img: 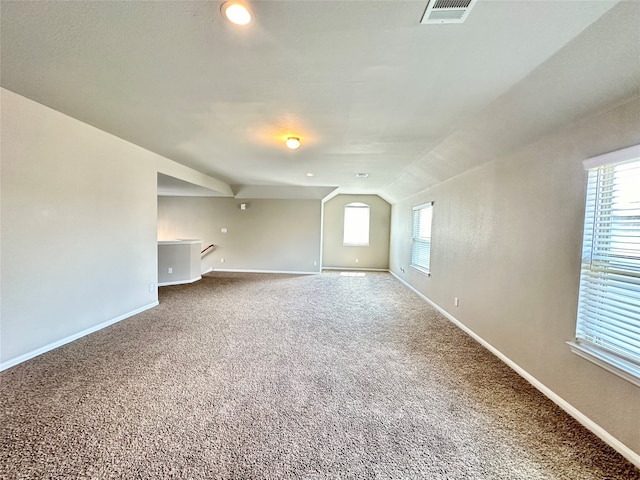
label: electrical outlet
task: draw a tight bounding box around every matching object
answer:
[355,259,359,263]
[148,284,154,293]
[168,267,173,274]
[220,258,225,263]
[454,297,460,307]
[400,267,405,273]
[313,261,317,266]
[221,228,228,233]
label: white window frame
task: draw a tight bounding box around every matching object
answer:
[343,202,370,246]
[567,144,640,387]
[411,202,433,275]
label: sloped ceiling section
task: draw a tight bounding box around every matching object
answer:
[383,1,640,201]
[157,173,230,197]
[1,1,638,203]
[233,185,338,200]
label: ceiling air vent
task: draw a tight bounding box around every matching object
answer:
[420,0,478,24]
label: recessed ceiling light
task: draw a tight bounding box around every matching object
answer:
[221,1,253,26]
[355,173,369,178]
[306,172,315,177]
[286,137,301,149]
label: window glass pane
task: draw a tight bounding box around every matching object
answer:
[411,203,433,273]
[575,152,640,382]
[343,203,370,246]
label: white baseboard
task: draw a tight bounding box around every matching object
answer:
[389,271,640,469]
[158,276,201,287]
[0,301,159,372]
[322,267,389,272]
[209,268,319,275]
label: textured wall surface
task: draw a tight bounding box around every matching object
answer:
[157,242,202,285]
[1,88,158,366]
[389,95,640,457]
[158,197,322,273]
[322,194,391,270]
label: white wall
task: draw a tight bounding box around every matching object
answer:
[158,197,322,274]
[0,88,159,369]
[158,241,202,286]
[322,194,390,270]
[389,95,640,461]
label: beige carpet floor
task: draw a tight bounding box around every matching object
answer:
[1,271,638,479]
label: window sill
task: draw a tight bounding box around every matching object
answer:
[410,264,431,277]
[343,243,369,247]
[567,341,640,388]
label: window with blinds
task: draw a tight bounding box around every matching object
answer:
[343,203,370,246]
[569,144,640,386]
[411,202,433,275]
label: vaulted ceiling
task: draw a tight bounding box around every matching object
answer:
[2,1,639,202]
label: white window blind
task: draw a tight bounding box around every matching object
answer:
[411,202,433,274]
[343,203,370,246]
[572,145,640,385]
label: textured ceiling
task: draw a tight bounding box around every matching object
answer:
[2,1,639,202]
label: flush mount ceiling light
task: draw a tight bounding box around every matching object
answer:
[221,1,253,26]
[306,172,315,177]
[285,137,301,149]
[355,173,369,178]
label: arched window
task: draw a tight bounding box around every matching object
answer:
[343,202,370,246]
